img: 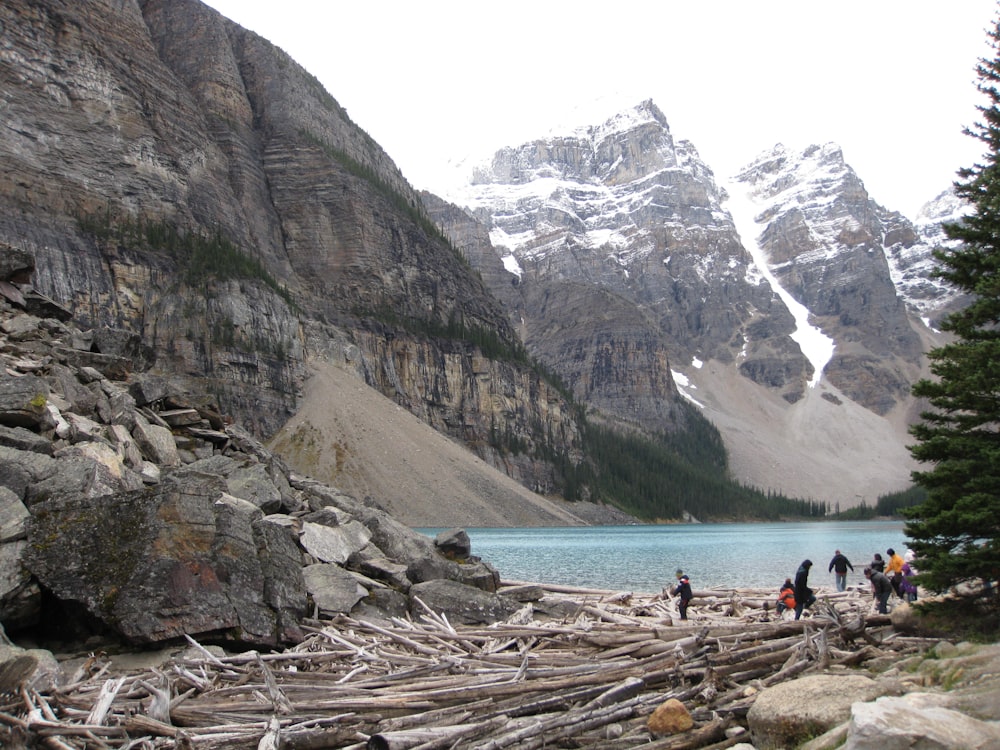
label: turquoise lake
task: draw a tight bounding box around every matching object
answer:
[420,521,910,593]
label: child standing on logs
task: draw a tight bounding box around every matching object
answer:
[673,569,693,620]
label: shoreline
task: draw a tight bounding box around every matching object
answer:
[7,578,996,750]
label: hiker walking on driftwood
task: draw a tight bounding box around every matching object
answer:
[828,549,854,592]
[672,569,693,620]
[793,560,816,620]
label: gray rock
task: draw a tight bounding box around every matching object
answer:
[747,673,887,750]
[406,554,501,593]
[1,314,44,341]
[180,456,285,513]
[303,563,368,615]
[0,540,40,631]
[253,515,308,640]
[352,587,410,622]
[0,488,29,542]
[128,375,170,408]
[847,694,1000,749]
[300,520,371,565]
[0,246,35,284]
[23,476,292,645]
[0,424,53,454]
[0,374,50,429]
[96,381,137,426]
[348,545,411,592]
[131,417,180,467]
[64,412,108,443]
[225,461,284,513]
[302,505,353,527]
[54,347,132,381]
[22,290,72,322]
[107,423,144,469]
[47,363,100,417]
[90,327,155,372]
[409,579,520,625]
[0,644,61,693]
[0,446,59,501]
[211,494,280,641]
[28,443,145,503]
[435,528,471,559]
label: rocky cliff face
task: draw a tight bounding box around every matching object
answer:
[0,0,580,492]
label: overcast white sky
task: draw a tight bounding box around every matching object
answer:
[202,1,996,219]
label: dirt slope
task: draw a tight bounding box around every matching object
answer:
[267,362,632,527]
[688,360,920,507]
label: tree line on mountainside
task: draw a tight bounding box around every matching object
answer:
[833,486,926,520]
[571,419,830,521]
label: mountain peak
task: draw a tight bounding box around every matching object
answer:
[544,98,670,142]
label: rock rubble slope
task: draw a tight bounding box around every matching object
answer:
[0,248,529,648]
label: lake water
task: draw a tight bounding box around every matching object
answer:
[419,521,910,593]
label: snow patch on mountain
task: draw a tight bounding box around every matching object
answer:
[724,177,835,387]
[671,368,705,408]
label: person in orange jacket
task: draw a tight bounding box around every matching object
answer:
[885,547,905,596]
[776,578,796,615]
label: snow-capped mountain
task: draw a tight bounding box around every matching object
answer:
[730,143,925,415]
[430,100,959,504]
[442,100,809,407]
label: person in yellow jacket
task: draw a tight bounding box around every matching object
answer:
[885,547,905,596]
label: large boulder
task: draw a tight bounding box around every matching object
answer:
[747,673,887,750]
[300,520,372,565]
[847,693,1000,750]
[177,456,286,514]
[434,528,471,559]
[303,563,368,615]
[23,475,306,645]
[0,374,50,430]
[409,579,521,625]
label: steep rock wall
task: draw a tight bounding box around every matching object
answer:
[0,0,580,489]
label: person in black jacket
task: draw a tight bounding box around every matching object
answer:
[793,559,816,620]
[828,549,854,592]
[672,569,693,620]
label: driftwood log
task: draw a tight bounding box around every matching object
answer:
[0,583,926,749]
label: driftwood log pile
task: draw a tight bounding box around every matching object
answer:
[0,583,936,750]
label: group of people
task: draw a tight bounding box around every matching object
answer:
[865,546,919,613]
[671,545,919,622]
[774,547,919,619]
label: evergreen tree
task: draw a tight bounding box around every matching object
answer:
[905,13,1000,596]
